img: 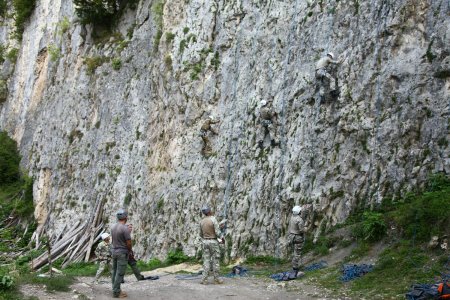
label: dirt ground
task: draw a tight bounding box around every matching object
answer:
[19,264,357,300]
[20,245,363,300]
[21,272,340,300]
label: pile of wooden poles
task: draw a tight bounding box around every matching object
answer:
[30,199,105,270]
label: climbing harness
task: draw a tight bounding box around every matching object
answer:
[262,119,272,127]
[340,264,373,282]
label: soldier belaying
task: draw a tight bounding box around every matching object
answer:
[199,205,224,285]
[256,100,279,149]
[315,52,342,102]
[200,115,220,156]
[288,205,306,277]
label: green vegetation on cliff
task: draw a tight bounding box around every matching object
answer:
[73,0,138,26]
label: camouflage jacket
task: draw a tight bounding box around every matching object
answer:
[95,241,112,261]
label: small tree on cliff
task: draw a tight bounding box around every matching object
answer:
[0,131,21,186]
[73,0,136,26]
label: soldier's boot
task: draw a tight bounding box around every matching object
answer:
[113,291,127,298]
[293,268,299,277]
[271,139,279,147]
[200,278,208,285]
[214,278,224,284]
[137,275,145,281]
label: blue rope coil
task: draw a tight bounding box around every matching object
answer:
[340,264,373,282]
[304,261,328,272]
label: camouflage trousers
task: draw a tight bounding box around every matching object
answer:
[257,122,277,144]
[202,239,220,280]
[289,233,304,269]
[94,259,112,281]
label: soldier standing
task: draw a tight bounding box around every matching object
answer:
[199,206,224,284]
[200,116,220,156]
[288,205,305,277]
[111,209,132,298]
[94,233,112,283]
[257,100,278,149]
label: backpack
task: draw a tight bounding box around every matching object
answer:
[438,281,450,299]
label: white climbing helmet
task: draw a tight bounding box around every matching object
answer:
[292,205,302,215]
[101,233,110,240]
[260,100,267,107]
[327,52,334,59]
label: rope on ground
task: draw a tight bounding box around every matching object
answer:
[405,283,440,300]
[340,264,373,282]
[175,271,203,280]
[304,260,328,272]
[269,270,303,281]
[224,266,249,278]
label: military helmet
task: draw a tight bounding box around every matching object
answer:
[292,205,302,215]
[201,205,211,215]
[117,209,128,220]
[260,100,267,107]
[101,232,110,240]
[327,52,334,59]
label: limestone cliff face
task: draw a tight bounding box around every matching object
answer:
[0,0,449,259]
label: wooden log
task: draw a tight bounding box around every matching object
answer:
[31,223,86,269]
[84,200,103,262]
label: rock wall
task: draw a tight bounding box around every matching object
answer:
[0,0,449,259]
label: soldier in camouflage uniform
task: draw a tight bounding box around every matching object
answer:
[288,205,305,277]
[257,100,278,149]
[199,206,224,285]
[200,116,220,156]
[315,52,341,101]
[94,232,112,283]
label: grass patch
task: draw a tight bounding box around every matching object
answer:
[19,273,75,292]
[84,56,107,74]
[245,255,287,266]
[111,58,121,70]
[61,262,98,277]
[151,0,165,53]
[47,44,60,62]
[6,48,18,64]
[349,243,446,298]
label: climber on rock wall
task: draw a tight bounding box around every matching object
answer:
[315,52,342,102]
[200,115,220,157]
[256,100,279,149]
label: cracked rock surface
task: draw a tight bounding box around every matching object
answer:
[0,0,449,259]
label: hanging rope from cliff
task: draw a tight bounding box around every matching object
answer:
[272,0,302,260]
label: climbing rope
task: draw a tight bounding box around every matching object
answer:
[363,0,392,202]
[303,260,328,272]
[273,0,302,260]
[340,264,374,282]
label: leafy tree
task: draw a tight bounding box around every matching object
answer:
[0,131,21,186]
[73,0,119,25]
[0,0,7,18]
[73,0,138,26]
[12,0,36,39]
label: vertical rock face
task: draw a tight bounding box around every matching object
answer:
[0,0,449,259]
